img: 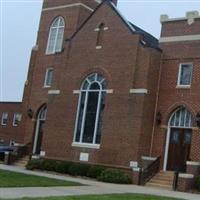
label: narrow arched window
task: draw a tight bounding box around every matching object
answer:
[74,73,107,146]
[96,23,105,47]
[46,16,65,54]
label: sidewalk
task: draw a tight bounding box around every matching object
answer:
[0,164,200,200]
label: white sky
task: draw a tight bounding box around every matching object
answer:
[0,0,200,101]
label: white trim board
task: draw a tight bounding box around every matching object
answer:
[141,156,157,161]
[130,89,148,94]
[186,161,200,166]
[72,142,100,149]
[159,35,200,43]
[42,3,94,12]
[73,89,113,94]
[48,90,60,95]
[179,173,194,179]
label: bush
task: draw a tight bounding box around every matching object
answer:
[196,176,200,191]
[87,165,105,178]
[26,159,43,170]
[40,159,57,171]
[68,163,90,176]
[26,159,132,184]
[55,161,71,174]
[97,169,132,184]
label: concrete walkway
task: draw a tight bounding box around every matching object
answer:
[0,164,199,200]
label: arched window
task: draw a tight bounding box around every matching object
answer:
[33,105,47,154]
[169,107,193,128]
[74,73,107,146]
[46,16,65,54]
[38,106,47,121]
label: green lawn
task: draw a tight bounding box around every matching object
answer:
[0,169,80,187]
[2,194,183,200]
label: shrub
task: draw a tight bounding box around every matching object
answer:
[40,159,57,171]
[55,161,71,174]
[97,169,132,184]
[87,165,105,178]
[68,163,90,176]
[26,159,43,170]
[196,176,200,191]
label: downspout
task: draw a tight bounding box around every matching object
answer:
[150,53,163,156]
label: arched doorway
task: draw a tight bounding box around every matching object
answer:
[163,107,193,171]
[32,105,47,155]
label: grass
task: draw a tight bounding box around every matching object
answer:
[0,169,80,187]
[1,194,184,200]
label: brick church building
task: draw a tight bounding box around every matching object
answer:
[1,0,200,182]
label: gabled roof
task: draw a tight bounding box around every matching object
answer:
[68,0,160,50]
[129,23,159,49]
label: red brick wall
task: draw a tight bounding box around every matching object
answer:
[152,18,200,168]
[34,2,161,168]
[161,18,200,37]
[0,103,24,145]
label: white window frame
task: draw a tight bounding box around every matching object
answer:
[73,73,107,148]
[1,112,8,126]
[46,16,65,55]
[177,63,193,88]
[44,68,54,88]
[12,113,22,127]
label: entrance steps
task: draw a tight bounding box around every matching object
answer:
[145,171,174,190]
[13,156,30,167]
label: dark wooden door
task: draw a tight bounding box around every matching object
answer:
[167,128,192,171]
[35,120,45,155]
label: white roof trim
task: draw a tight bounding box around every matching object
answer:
[42,3,94,12]
[159,34,200,43]
[160,11,200,23]
[109,1,136,32]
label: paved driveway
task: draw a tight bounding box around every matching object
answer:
[0,164,199,200]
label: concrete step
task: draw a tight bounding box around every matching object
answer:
[13,156,29,167]
[145,171,174,190]
[148,179,173,185]
[146,182,173,190]
[154,175,174,181]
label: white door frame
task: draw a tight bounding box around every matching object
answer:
[32,106,47,154]
[163,123,171,171]
[163,107,193,171]
[32,119,41,154]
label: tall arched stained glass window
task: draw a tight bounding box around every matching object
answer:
[74,73,107,146]
[46,16,65,54]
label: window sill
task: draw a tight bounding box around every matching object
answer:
[72,142,100,149]
[12,124,18,127]
[45,50,63,55]
[176,85,191,89]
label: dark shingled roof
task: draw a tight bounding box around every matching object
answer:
[129,22,159,49]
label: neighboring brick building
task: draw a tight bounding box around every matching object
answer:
[0,0,200,177]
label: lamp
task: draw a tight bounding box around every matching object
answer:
[196,113,200,127]
[156,112,162,125]
[27,108,33,119]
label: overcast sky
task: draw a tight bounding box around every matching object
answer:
[0,0,200,102]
